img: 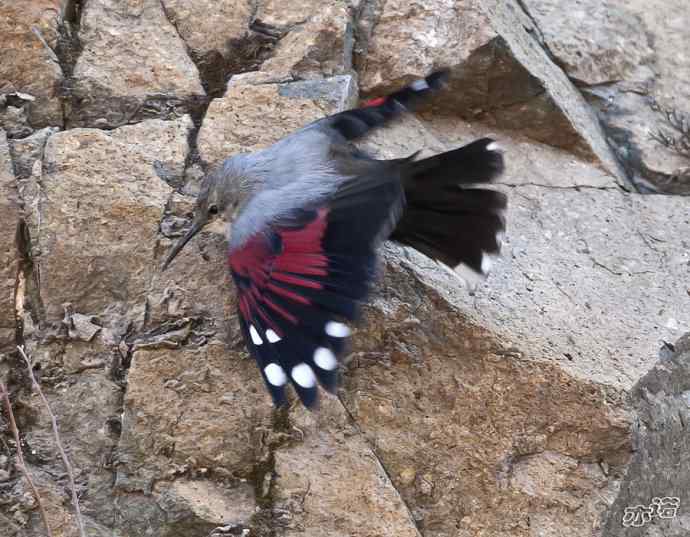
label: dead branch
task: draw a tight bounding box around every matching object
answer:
[17,345,87,537]
[649,98,690,159]
[0,381,53,537]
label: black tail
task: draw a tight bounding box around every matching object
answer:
[324,71,448,141]
[391,138,507,280]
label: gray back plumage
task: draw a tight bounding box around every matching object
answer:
[220,125,357,250]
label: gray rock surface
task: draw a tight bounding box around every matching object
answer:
[603,334,690,536]
[398,185,689,391]
[8,127,59,180]
[0,130,19,352]
[522,0,653,86]
[521,0,690,194]
[626,0,690,113]
[484,0,627,181]
[618,0,690,194]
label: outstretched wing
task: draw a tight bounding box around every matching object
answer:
[315,71,448,141]
[229,168,404,407]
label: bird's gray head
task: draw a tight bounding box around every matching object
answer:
[162,161,251,270]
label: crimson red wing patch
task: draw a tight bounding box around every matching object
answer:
[229,161,404,408]
[229,208,372,408]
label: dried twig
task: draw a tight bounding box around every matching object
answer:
[30,25,60,64]
[649,98,690,159]
[0,381,53,537]
[17,345,87,537]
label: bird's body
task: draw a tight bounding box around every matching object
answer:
[223,127,362,250]
[164,71,507,408]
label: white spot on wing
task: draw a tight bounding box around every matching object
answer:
[291,363,316,388]
[481,254,494,275]
[496,231,505,248]
[325,321,350,338]
[249,325,263,345]
[264,363,287,386]
[314,347,337,370]
[441,261,482,292]
[486,141,502,152]
[410,79,429,91]
[265,329,281,343]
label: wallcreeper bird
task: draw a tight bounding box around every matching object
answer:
[163,71,506,408]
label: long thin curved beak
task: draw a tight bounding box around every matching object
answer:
[161,221,204,271]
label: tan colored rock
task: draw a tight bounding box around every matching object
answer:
[161,0,253,60]
[149,183,237,343]
[256,0,332,28]
[255,3,353,82]
[356,0,627,185]
[169,480,255,523]
[338,254,632,536]
[0,130,19,352]
[356,0,494,92]
[273,397,421,537]
[70,0,205,128]
[198,75,356,165]
[0,0,67,130]
[117,342,273,488]
[146,223,234,340]
[154,480,256,534]
[336,108,685,535]
[28,116,192,323]
[5,2,690,535]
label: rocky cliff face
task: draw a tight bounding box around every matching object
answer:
[1,1,688,536]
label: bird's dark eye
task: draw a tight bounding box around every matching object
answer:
[208,204,219,215]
